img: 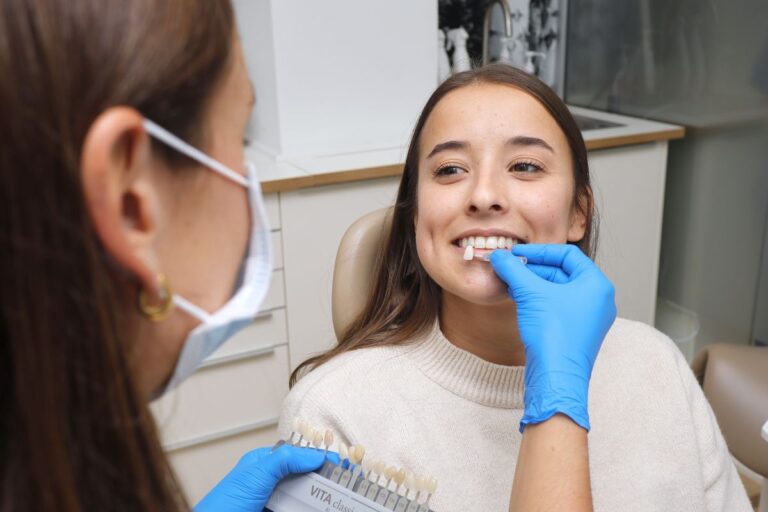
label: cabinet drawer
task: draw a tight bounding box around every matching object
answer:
[152,345,289,449]
[264,193,280,230]
[271,230,283,270]
[169,424,281,504]
[261,269,285,312]
[202,308,287,365]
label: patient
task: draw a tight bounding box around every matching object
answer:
[278,64,751,512]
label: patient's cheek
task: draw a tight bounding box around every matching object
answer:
[518,193,574,242]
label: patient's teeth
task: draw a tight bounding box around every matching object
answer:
[486,236,498,249]
[460,238,468,248]
[467,236,475,246]
[463,245,473,261]
[475,237,486,249]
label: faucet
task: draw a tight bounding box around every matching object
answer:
[482,0,513,65]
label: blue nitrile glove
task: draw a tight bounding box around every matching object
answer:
[194,444,339,512]
[490,244,616,432]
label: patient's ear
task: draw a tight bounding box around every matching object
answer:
[567,187,591,242]
[80,106,164,297]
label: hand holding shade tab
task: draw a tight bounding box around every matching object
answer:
[490,244,617,432]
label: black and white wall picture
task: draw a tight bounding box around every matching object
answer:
[437,0,567,95]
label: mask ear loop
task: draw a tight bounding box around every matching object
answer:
[142,119,249,188]
[138,273,175,321]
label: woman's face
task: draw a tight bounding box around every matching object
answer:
[415,83,587,305]
[140,38,255,395]
[156,40,253,316]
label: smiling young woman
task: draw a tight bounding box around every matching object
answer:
[281,64,750,512]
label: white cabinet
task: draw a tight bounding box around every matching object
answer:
[590,141,668,324]
[279,177,401,370]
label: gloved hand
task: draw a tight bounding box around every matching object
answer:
[490,244,616,432]
[194,444,339,512]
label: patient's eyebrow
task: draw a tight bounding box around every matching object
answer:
[507,135,554,153]
[426,140,470,159]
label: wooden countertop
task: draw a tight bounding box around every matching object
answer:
[250,106,685,194]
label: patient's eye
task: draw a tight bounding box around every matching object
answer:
[511,160,543,174]
[433,164,466,177]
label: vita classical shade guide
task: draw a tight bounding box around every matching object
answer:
[268,419,437,512]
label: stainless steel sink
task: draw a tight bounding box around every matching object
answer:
[572,114,624,131]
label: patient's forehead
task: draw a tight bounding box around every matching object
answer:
[419,83,570,159]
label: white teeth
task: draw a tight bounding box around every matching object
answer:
[458,236,519,249]
[463,245,473,261]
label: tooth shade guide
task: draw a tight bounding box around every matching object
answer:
[355,445,366,463]
[270,429,438,512]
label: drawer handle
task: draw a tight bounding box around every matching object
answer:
[164,416,280,452]
[253,309,275,322]
[200,342,284,369]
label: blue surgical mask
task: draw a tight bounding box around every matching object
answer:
[143,119,272,395]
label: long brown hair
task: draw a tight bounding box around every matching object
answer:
[0,1,234,510]
[291,64,597,386]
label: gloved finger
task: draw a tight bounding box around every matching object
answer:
[325,451,341,465]
[489,249,541,293]
[237,447,272,467]
[525,263,571,284]
[512,244,591,276]
[238,446,340,469]
[260,445,329,480]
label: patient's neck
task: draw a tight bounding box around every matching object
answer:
[439,292,525,367]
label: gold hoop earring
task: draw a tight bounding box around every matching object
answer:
[138,273,174,321]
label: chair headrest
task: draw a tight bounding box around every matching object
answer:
[331,207,394,340]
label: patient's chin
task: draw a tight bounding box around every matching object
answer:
[447,281,510,306]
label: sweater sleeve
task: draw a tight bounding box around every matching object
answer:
[672,344,753,512]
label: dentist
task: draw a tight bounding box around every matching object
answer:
[0,1,614,511]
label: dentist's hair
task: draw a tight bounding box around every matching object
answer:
[291,64,597,386]
[0,1,234,510]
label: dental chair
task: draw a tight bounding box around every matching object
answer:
[331,207,393,340]
[692,343,768,511]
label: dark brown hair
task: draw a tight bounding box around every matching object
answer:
[291,64,597,386]
[0,1,234,510]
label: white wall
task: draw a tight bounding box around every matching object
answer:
[234,0,438,159]
[233,0,282,154]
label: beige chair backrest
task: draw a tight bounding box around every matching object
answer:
[331,207,393,340]
[692,343,768,479]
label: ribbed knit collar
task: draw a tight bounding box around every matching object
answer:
[405,322,526,409]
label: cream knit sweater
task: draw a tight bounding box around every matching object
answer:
[278,318,751,512]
